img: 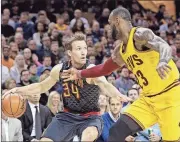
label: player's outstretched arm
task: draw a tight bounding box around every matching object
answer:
[4,64,63,98]
[86,64,131,102]
[134,27,172,79]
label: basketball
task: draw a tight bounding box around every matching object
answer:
[2,92,26,118]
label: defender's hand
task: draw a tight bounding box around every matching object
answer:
[62,68,80,82]
[156,61,172,79]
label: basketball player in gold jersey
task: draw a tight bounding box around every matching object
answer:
[62,7,180,141]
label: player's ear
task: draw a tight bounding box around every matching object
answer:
[67,50,72,57]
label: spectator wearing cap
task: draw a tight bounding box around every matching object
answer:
[70,9,89,29]
[37,55,52,76]
[15,12,35,40]
[10,54,27,83]
[1,15,15,37]
[28,63,39,83]
[2,45,14,70]
[17,69,33,87]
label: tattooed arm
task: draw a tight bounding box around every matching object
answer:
[134,28,172,79]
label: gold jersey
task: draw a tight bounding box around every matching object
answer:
[119,27,179,96]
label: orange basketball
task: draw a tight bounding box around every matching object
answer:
[2,92,26,118]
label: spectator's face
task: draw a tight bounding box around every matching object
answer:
[109,98,122,115]
[52,29,59,37]
[20,14,28,23]
[98,94,108,106]
[121,68,129,78]
[2,36,6,47]
[160,6,166,13]
[107,76,116,85]
[15,35,23,45]
[52,94,60,106]
[28,92,40,104]
[128,89,139,103]
[51,44,59,55]
[101,36,107,45]
[43,70,50,75]
[10,43,19,59]
[2,16,9,25]
[86,37,93,46]
[77,19,83,28]
[16,27,23,34]
[42,36,51,47]
[92,22,100,32]
[175,39,180,49]
[37,22,44,32]
[38,15,46,24]
[29,64,37,75]
[89,55,96,64]
[102,8,110,17]
[8,80,16,89]
[87,47,95,56]
[43,57,52,66]
[28,40,37,50]
[16,55,25,66]
[69,40,87,65]
[57,18,64,25]
[24,48,32,59]
[21,71,30,82]
[3,9,10,16]
[74,10,82,18]
[85,28,92,35]
[3,47,10,57]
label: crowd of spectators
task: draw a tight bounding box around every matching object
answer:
[1,0,180,141]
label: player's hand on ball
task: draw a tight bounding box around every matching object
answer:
[62,68,80,82]
[156,61,171,79]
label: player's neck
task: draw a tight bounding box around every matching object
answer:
[71,61,84,69]
[122,24,133,45]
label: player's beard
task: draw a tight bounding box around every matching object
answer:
[112,25,118,40]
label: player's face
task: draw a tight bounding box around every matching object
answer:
[128,89,139,103]
[108,14,126,40]
[69,40,87,66]
[109,98,122,115]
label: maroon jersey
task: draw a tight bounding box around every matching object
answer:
[59,61,100,113]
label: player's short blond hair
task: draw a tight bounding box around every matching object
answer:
[64,33,86,51]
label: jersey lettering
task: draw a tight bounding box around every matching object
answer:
[127,54,143,70]
[135,70,149,88]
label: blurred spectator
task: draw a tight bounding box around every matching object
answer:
[19,90,52,141]
[98,96,122,142]
[72,18,85,33]
[106,73,116,86]
[176,59,180,72]
[47,91,62,117]
[2,45,14,70]
[27,40,38,52]
[155,5,166,22]
[50,42,61,67]
[33,22,48,46]
[9,42,19,60]
[23,48,32,66]
[115,66,135,94]
[16,12,34,40]
[135,124,161,141]
[121,88,139,113]
[37,55,52,76]
[17,69,33,87]
[4,78,17,91]
[14,33,27,51]
[98,8,110,28]
[55,16,68,35]
[28,63,39,83]
[98,93,109,115]
[175,38,180,57]
[88,55,96,65]
[2,112,23,141]
[87,46,96,56]
[2,65,10,84]
[70,9,89,29]
[1,34,7,47]
[1,15,15,37]
[92,21,102,43]
[10,54,27,83]
[86,36,94,47]
[3,8,16,28]
[36,10,50,25]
